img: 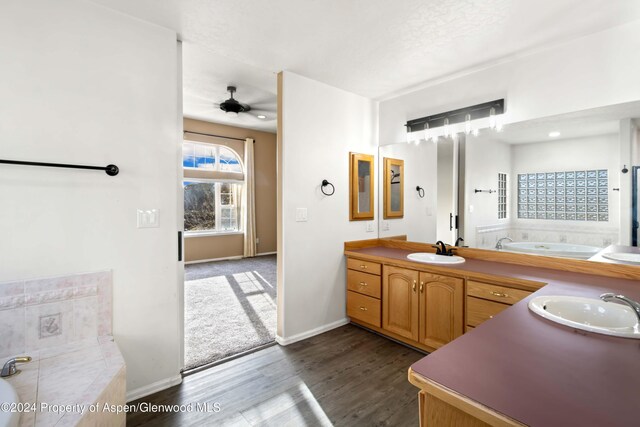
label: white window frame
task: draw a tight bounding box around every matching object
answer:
[183,178,243,237]
[183,141,243,174]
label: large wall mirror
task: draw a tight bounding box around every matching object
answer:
[378,100,640,265]
[350,152,375,220]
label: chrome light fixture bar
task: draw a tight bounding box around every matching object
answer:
[405,99,505,134]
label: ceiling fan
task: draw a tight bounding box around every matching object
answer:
[189,85,276,122]
[217,86,251,116]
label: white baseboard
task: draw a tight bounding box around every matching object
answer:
[256,251,277,256]
[185,252,276,264]
[185,255,242,265]
[276,317,349,346]
[126,375,183,402]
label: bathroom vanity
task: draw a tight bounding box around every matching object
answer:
[345,238,640,426]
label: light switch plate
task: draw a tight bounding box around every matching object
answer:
[137,209,160,228]
[295,208,308,222]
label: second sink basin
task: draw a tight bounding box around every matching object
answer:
[528,295,640,339]
[407,253,465,265]
[602,252,640,264]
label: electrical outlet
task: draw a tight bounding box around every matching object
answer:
[522,232,529,240]
[382,221,390,231]
[256,237,260,244]
[366,222,374,232]
[559,235,567,243]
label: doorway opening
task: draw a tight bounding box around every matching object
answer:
[181,120,278,373]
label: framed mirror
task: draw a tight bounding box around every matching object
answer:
[350,152,375,220]
[384,157,404,218]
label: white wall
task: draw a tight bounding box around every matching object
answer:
[0,0,182,398]
[464,137,512,247]
[278,71,378,341]
[378,142,436,242]
[379,20,640,146]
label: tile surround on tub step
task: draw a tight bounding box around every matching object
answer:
[0,271,112,359]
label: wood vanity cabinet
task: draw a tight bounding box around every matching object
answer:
[419,273,464,349]
[466,280,532,329]
[346,256,530,352]
[382,266,419,340]
[381,265,464,351]
[346,259,382,327]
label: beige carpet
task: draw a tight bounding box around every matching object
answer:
[184,255,276,370]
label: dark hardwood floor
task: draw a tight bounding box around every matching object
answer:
[127,324,425,426]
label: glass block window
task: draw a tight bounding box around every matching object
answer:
[498,173,507,219]
[517,170,608,221]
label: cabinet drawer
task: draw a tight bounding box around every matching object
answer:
[466,296,509,327]
[347,291,381,327]
[347,270,381,299]
[467,280,531,306]
[347,258,381,275]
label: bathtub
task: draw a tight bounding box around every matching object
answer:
[0,379,19,427]
[501,241,601,259]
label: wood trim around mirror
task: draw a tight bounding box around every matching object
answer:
[384,157,404,219]
[350,152,375,221]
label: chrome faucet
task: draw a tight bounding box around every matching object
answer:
[600,293,640,323]
[495,237,513,250]
[1,356,32,378]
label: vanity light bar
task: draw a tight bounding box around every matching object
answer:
[405,99,505,133]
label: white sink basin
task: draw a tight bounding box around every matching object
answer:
[602,252,640,264]
[407,253,465,265]
[528,295,640,339]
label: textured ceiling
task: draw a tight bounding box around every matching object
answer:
[91,0,640,129]
[182,43,277,131]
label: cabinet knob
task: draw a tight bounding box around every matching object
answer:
[490,291,508,298]
[359,281,368,286]
[360,265,367,269]
[420,282,424,293]
[489,315,494,319]
[413,280,417,292]
[359,306,368,311]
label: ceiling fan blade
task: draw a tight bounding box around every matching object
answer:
[249,102,276,111]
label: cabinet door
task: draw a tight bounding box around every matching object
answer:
[418,272,464,349]
[382,266,419,341]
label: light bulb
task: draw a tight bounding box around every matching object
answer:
[489,107,496,129]
[496,114,504,132]
[443,117,450,138]
[424,122,430,142]
[464,114,472,135]
[472,128,480,137]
